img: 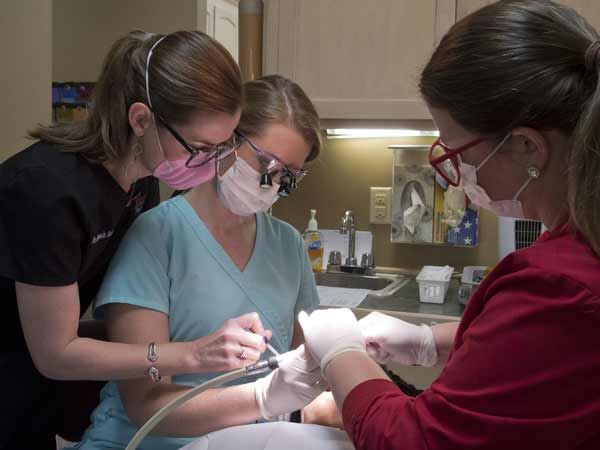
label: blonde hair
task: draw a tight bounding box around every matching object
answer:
[29,30,242,162]
[420,0,600,256]
[236,75,322,162]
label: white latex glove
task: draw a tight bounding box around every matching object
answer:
[358,312,438,367]
[298,308,366,372]
[254,345,326,420]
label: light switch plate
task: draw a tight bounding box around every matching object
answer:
[369,187,392,224]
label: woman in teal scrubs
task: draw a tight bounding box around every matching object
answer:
[70,75,324,450]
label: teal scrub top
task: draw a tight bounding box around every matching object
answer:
[69,196,319,450]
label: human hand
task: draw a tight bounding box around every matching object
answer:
[190,312,271,372]
[298,308,365,372]
[301,391,343,429]
[358,312,437,366]
[254,345,326,420]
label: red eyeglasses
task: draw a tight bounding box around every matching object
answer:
[428,137,484,186]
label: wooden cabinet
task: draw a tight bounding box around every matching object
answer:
[263,0,455,121]
[264,0,600,122]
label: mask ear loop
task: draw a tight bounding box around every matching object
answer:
[217,150,238,178]
[475,132,512,171]
[512,166,541,201]
[145,36,171,169]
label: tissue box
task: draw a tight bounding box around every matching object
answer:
[391,163,435,244]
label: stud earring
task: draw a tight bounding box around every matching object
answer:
[527,166,541,179]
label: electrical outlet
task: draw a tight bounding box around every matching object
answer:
[369,187,392,224]
[375,206,387,219]
[375,193,387,205]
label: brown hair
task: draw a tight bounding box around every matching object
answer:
[236,75,322,162]
[420,0,600,256]
[29,30,242,162]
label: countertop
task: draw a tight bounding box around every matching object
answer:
[359,277,465,318]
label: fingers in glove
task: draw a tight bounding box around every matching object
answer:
[279,346,320,374]
[366,342,390,364]
[298,311,310,332]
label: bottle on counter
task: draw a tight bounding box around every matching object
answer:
[303,209,324,273]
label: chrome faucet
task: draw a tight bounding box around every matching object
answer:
[340,210,357,266]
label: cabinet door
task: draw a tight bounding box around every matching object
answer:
[205,0,239,62]
[264,0,455,121]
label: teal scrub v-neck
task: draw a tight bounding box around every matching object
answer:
[71,195,318,450]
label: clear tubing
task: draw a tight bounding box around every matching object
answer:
[266,343,280,357]
[125,363,273,450]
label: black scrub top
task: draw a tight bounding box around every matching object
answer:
[0,140,159,356]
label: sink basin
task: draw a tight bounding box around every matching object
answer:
[314,271,394,290]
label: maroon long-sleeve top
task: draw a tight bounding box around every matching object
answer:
[343,224,600,450]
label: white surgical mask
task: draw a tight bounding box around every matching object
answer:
[459,133,533,219]
[217,152,280,216]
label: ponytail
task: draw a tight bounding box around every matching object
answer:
[570,42,600,256]
[29,30,242,162]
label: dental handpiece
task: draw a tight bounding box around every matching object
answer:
[244,340,282,373]
[244,355,279,373]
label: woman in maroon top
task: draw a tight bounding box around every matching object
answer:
[299,2,600,449]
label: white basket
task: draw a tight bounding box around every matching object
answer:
[458,266,488,305]
[416,265,454,304]
[461,266,488,284]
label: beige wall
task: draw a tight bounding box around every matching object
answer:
[53,0,198,81]
[0,1,52,161]
[272,136,499,271]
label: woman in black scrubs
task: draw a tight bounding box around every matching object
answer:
[0,30,269,448]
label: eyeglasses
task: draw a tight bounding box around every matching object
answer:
[429,137,484,186]
[235,131,308,197]
[151,108,237,168]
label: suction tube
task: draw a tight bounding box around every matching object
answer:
[125,356,280,450]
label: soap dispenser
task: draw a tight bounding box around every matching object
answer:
[303,209,324,273]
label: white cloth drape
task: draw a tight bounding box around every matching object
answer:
[180,422,354,450]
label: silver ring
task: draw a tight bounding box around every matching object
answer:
[239,347,247,360]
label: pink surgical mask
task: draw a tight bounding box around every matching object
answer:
[145,36,215,190]
[459,133,532,219]
[153,157,216,190]
[151,121,216,190]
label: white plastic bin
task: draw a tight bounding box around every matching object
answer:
[416,265,454,304]
[458,266,488,305]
